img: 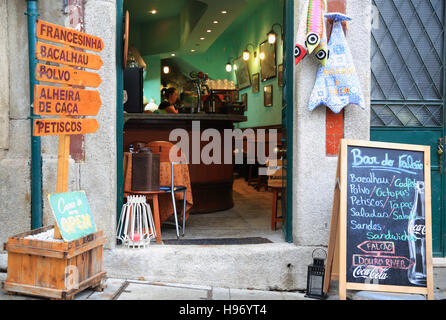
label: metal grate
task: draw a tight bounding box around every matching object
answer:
[371,0,445,127]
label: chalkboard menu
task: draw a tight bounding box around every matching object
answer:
[346,146,426,287]
[323,140,434,299]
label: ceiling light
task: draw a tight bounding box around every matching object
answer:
[206,29,212,33]
[190,49,196,53]
[221,10,228,14]
[171,53,176,57]
[163,66,170,74]
[259,52,265,60]
[225,62,232,73]
[200,37,205,40]
[150,9,157,14]
[213,20,219,24]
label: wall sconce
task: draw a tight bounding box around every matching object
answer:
[267,23,283,44]
[242,43,256,61]
[226,63,232,73]
[225,57,235,73]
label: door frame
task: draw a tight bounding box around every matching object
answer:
[282,0,294,242]
[115,0,295,243]
[116,0,124,231]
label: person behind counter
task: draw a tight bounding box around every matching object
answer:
[158,87,179,114]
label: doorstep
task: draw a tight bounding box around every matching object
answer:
[103,242,305,292]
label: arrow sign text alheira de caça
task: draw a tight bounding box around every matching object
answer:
[36,63,102,88]
[36,20,104,52]
[33,118,99,136]
[36,42,103,70]
[34,85,101,116]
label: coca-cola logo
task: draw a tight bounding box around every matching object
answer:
[409,221,426,238]
[352,265,390,281]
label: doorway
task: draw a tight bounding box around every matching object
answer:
[116,0,294,244]
[370,0,446,256]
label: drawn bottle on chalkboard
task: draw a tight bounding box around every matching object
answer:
[407,181,426,286]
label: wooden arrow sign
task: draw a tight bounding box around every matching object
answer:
[37,20,104,52]
[36,42,103,70]
[33,118,99,136]
[34,85,102,116]
[36,63,102,88]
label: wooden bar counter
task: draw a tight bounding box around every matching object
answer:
[123,113,247,213]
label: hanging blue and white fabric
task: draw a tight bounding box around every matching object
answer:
[308,13,365,114]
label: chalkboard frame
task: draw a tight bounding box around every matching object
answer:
[324,139,434,300]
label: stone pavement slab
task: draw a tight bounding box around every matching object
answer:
[81,278,126,300]
[117,282,210,300]
[1,274,445,300]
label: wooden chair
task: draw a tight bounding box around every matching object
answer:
[146,141,190,238]
[267,159,284,230]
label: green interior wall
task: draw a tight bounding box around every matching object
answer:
[233,0,284,129]
[183,0,284,128]
[143,55,161,105]
[127,0,208,56]
[139,0,284,127]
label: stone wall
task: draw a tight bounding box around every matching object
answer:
[0,0,117,252]
[291,0,371,258]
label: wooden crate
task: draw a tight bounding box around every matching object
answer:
[2,225,107,300]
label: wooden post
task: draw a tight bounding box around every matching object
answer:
[323,150,342,293]
[53,134,70,239]
[325,0,347,156]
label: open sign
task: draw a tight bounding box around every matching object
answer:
[48,191,97,242]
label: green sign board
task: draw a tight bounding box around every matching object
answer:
[48,191,97,242]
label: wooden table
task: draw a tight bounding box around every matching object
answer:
[124,190,166,244]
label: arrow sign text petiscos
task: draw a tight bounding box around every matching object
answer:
[33,118,99,136]
[34,85,101,116]
[35,63,102,88]
[37,20,104,52]
[36,42,103,70]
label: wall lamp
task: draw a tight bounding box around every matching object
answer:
[242,43,257,61]
[267,23,283,44]
[225,57,235,72]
